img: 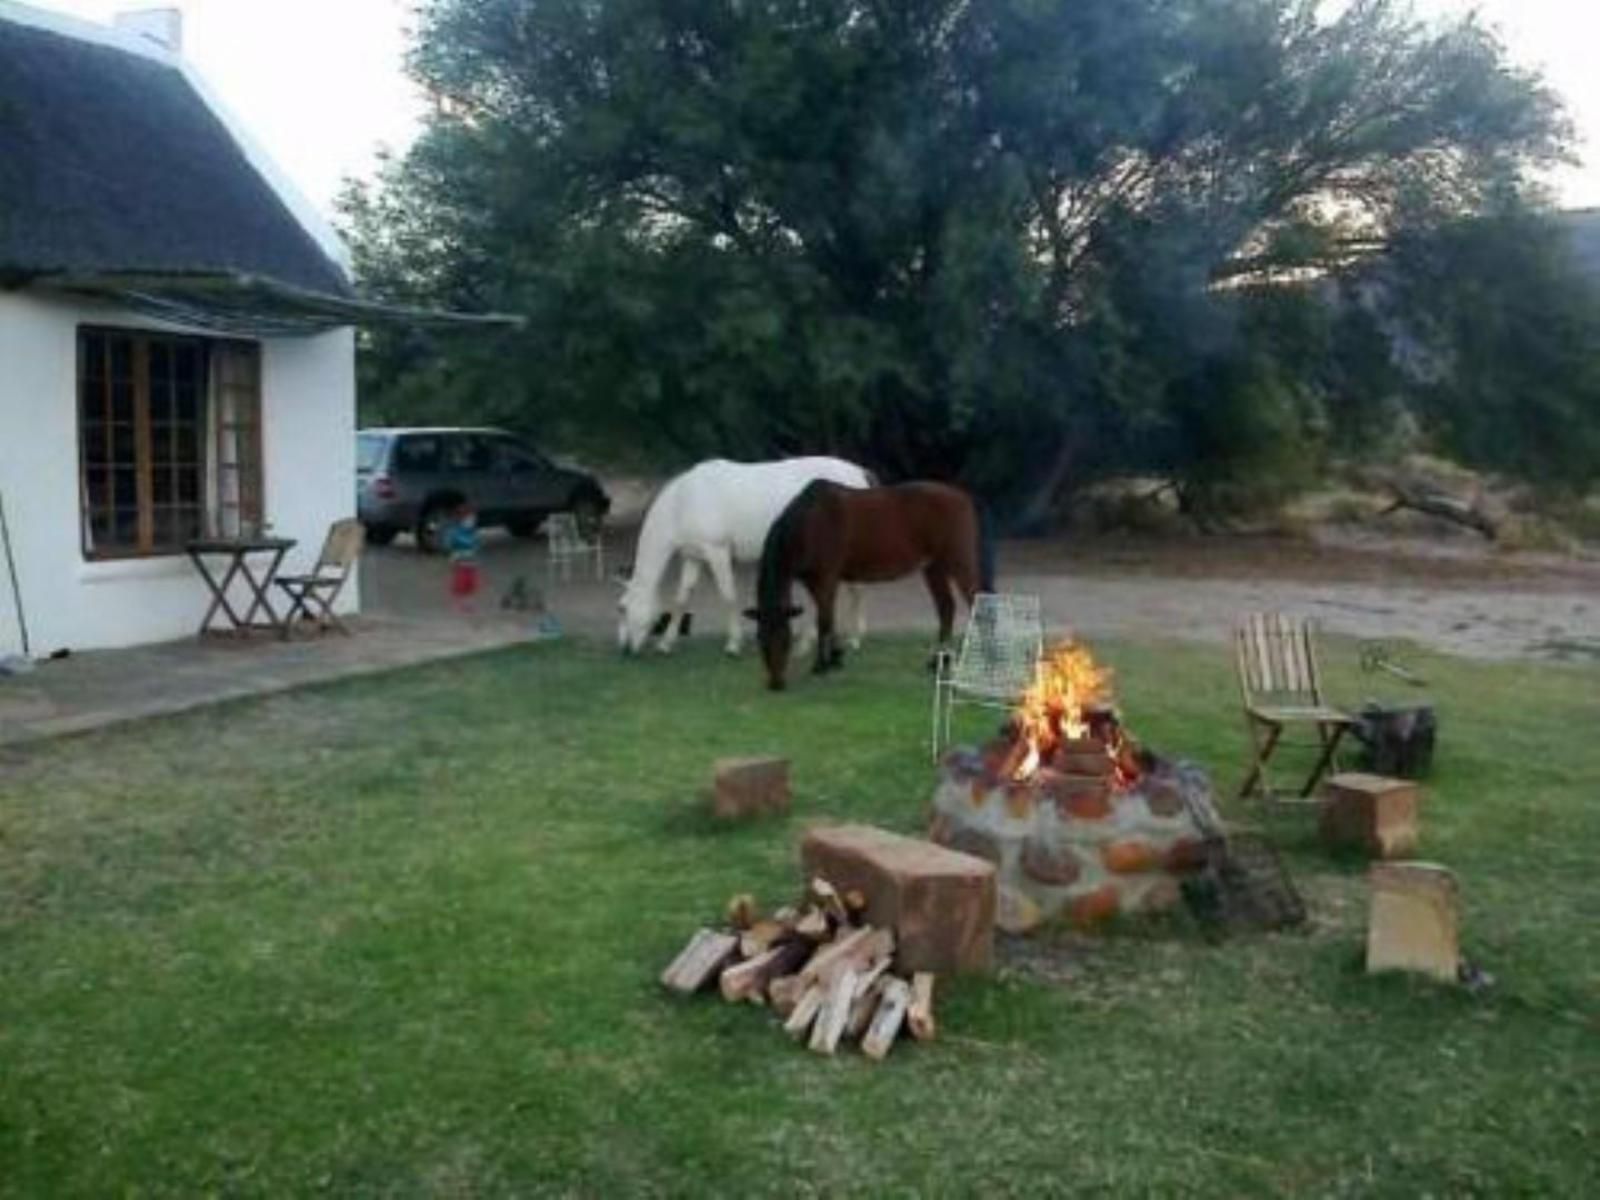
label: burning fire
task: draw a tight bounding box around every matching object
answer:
[1008,640,1137,786]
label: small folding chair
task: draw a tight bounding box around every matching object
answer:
[276,518,364,637]
[932,592,1044,759]
[545,512,604,583]
[1234,612,1357,800]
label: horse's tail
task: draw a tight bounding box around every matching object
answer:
[976,499,996,594]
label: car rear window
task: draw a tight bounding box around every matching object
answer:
[394,436,442,473]
[356,433,387,472]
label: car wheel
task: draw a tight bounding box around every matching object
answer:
[571,494,604,541]
[364,524,398,547]
[507,514,546,538]
[415,502,450,554]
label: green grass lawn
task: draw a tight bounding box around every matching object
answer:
[2,636,1596,1197]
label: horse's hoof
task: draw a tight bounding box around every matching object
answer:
[724,644,742,658]
[656,642,676,655]
[846,639,862,653]
[767,678,786,692]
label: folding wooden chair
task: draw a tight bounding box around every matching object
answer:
[932,592,1044,759]
[545,512,604,583]
[1235,612,1357,800]
[276,518,364,637]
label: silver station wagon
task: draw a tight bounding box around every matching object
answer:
[356,427,610,552]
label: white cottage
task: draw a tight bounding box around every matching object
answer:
[0,4,482,657]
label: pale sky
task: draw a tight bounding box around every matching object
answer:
[25,0,1600,217]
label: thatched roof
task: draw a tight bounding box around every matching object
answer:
[0,9,351,297]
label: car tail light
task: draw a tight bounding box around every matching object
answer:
[371,474,396,500]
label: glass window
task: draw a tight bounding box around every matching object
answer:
[77,329,249,559]
[394,435,442,473]
[356,434,388,472]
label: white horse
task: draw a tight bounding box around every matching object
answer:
[618,457,873,655]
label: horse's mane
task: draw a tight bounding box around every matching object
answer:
[757,478,831,616]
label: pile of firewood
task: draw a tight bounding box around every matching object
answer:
[660,877,936,1061]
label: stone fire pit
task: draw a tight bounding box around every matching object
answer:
[929,742,1221,933]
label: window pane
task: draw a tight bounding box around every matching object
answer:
[151,424,172,464]
[112,423,136,464]
[111,380,134,423]
[113,468,137,506]
[83,422,107,466]
[110,338,132,381]
[174,505,203,542]
[356,434,387,471]
[178,470,200,503]
[176,426,199,464]
[111,508,139,548]
[395,436,440,472]
[149,342,171,386]
[153,469,174,504]
[175,382,200,425]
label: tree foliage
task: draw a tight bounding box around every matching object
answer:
[342,0,1575,517]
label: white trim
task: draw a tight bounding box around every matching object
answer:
[77,557,194,586]
[0,0,172,62]
[0,0,353,279]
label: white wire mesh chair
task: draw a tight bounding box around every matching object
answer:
[931,592,1045,759]
[545,512,605,583]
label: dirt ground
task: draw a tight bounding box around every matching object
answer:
[361,513,1600,664]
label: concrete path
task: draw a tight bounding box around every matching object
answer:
[0,614,542,748]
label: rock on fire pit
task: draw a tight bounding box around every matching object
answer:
[927,641,1222,933]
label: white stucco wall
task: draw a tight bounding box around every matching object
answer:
[0,291,357,656]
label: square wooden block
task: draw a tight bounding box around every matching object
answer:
[1367,861,1460,983]
[712,756,790,819]
[801,823,996,973]
[1320,772,1420,859]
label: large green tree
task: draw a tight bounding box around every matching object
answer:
[343,0,1572,517]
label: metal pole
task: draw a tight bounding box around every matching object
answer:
[0,484,31,657]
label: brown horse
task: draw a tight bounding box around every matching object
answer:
[746,480,993,690]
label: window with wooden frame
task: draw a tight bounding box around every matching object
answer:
[77,328,262,559]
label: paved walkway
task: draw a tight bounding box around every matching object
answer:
[0,615,541,748]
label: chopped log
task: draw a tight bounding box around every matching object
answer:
[907,972,937,1042]
[808,967,860,1055]
[845,967,891,1040]
[808,876,850,924]
[739,918,792,959]
[861,977,912,1060]
[719,940,812,1003]
[660,928,739,994]
[768,974,806,1018]
[799,926,894,988]
[783,983,825,1039]
[725,893,759,931]
[843,888,868,917]
[795,907,830,941]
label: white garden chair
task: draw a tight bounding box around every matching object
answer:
[545,512,604,583]
[931,592,1044,758]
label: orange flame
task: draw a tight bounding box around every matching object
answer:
[1011,641,1116,781]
